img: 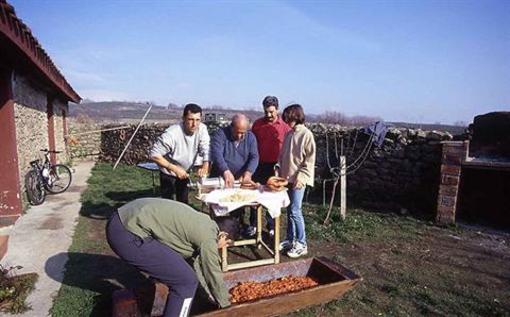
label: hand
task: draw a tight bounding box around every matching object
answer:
[240,171,252,183]
[174,166,189,180]
[223,170,235,188]
[217,232,232,249]
[294,180,305,189]
[197,162,209,178]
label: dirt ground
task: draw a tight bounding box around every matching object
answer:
[291,223,510,316]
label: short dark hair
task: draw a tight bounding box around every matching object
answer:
[282,104,305,125]
[182,103,202,117]
[262,96,279,109]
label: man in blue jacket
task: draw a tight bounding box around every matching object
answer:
[210,114,259,187]
[210,114,259,237]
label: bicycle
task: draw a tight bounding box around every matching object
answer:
[25,149,73,205]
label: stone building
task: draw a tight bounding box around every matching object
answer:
[0,0,81,254]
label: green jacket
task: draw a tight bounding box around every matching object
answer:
[117,197,230,308]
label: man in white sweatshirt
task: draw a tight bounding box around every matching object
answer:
[150,104,210,204]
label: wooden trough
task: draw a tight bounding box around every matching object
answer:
[112,256,361,317]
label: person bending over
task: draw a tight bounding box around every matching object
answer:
[106,198,231,317]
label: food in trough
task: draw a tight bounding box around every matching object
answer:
[229,276,319,304]
[219,190,258,203]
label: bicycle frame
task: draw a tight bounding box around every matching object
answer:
[26,158,46,205]
[30,154,51,179]
[29,159,44,178]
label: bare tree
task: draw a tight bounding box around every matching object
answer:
[167,102,179,109]
[453,120,468,127]
[314,110,381,126]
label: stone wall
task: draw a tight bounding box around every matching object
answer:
[97,122,454,215]
[308,125,452,214]
[13,74,49,194]
[12,74,70,199]
[67,119,107,160]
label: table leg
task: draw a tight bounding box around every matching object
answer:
[256,205,262,245]
[274,215,280,264]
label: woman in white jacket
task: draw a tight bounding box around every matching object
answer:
[277,104,316,258]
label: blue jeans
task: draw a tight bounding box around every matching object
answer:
[286,187,306,245]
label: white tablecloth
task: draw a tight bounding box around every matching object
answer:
[201,188,290,218]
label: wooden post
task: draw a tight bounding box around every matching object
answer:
[47,96,56,164]
[0,69,22,226]
[340,156,346,220]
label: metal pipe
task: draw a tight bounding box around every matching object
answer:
[113,103,153,170]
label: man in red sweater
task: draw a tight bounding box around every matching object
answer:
[246,96,291,237]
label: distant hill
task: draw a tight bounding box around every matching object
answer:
[69,101,180,122]
[69,101,264,123]
[69,101,467,135]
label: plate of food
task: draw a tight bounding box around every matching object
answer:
[219,189,258,203]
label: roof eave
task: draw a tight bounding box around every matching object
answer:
[0,0,81,103]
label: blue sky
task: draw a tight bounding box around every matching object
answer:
[10,0,510,124]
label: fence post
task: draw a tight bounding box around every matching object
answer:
[340,156,346,220]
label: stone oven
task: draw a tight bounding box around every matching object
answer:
[436,112,510,228]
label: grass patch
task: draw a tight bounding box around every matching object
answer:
[0,267,38,314]
[304,204,427,244]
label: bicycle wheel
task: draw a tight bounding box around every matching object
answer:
[25,169,46,205]
[46,164,72,194]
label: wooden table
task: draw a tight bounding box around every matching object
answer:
[217,203,281,272]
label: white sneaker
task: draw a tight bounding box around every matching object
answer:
[279,240,293,252]
[269,229,274,237]
[287,242,308,258]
